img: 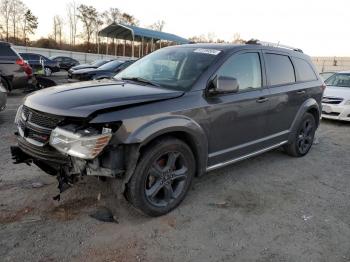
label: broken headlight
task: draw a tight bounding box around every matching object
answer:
[49,127,112,159]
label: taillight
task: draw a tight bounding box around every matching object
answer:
[16,58,25,66]
[16,58,32,77]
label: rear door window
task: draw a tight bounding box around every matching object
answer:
[293,58,317,82]
[265,53,295,86]
[0,47,17,57]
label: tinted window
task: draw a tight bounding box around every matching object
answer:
[217,52,262,91]
[294,58,317,81]
[266,54,295,85]
[99,60,124,70]
[325,73,350,88]
[0,47,17,57]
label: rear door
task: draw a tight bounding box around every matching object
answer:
[206,50,271,166]
[262,51,306,144]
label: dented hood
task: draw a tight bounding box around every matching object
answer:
[24,79,184,118]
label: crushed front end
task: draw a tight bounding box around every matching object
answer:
[11,105,126,199]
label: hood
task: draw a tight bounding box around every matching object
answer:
[324,86,350,100]
[24,79,184,118]
[72,68,109,75]
[71,64,97,71]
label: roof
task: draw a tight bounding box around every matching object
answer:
[99,23,190,44]
[0,41,11,46]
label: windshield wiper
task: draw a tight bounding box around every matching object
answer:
[121,77,160,87]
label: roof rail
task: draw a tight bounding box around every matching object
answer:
[246,39,303,53]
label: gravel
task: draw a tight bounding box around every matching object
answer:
[1,81,350,261]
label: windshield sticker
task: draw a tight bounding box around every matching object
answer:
[194,48,221,55]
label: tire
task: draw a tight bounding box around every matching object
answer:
[44,67,52,76]
[284,112,316,157]
[127,137,195,216]
[1,77,10,92]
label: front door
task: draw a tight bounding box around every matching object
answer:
[206,51,270,167]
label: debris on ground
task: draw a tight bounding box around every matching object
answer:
[90,206,118,223]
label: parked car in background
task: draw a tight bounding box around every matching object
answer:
[322,71,350,121]
[320,71,335,81]
[0,41,33,91]
[20,53,60,76]
[0,75,7,111]
[68,59,114,77]
[50,56,79,70]
[11,43,323,216]
[68,60,134,82]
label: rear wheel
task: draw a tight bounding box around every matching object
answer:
[126,137,195,216]
[284,112,316,157]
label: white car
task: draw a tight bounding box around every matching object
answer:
[322,71,350,121]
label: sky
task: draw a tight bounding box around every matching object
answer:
[22,0,350,56]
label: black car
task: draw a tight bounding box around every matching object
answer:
[0,75,7,111]
[0,41,33,91]
[20,53,60,76]
[11,43,324,216]
[68,59,113,77]
[50,56,79,71]
[68,60,134,82]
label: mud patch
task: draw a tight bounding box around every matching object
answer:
[47,197,97,221]
[79,239,147,262]
[210,190,266,215]
[0,206,34,224]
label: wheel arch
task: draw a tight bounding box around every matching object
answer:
[123,116,208,178]
[288,98,321,142]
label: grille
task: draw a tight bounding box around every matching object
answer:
[322,97,343,105]
[22,106,64,129]
[322,111,340,116]
[19,106,65,145]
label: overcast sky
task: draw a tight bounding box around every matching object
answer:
[22,0,350,56]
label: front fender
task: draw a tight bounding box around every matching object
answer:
[123,115,208,176]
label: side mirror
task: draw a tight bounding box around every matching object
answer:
[211,76,239,94]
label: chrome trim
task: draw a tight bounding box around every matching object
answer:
[206,141,288,172]
[208,130,289,158]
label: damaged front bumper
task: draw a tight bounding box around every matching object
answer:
[11,135,126,199]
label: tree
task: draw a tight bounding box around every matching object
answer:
[52,15,63,46]
[67,0,77,46]
[102,7,121,24]
[0,0,12,41]
[149,20,165,31]
[9,0,26,43]
[120,12,139,26]
[77,4,98,50]
[22,9,38,45]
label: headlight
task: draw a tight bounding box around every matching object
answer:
[49,127,112,159]
[14,105,23,125]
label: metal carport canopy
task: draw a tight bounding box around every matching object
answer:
[98,23,190,44]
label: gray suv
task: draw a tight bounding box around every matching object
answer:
[11,43,324,216]
[0,41,33,91]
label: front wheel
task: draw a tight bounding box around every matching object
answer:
[284,112,316,157]
[44,67,52,76]
[126,137,195,216]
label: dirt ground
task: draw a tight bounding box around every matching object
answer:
[1,78,350,261]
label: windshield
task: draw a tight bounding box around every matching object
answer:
[325,73,350,88]
[115,47,221,90]
[320,72,334,81]
[90,60,109,67]
[98,60,124,70]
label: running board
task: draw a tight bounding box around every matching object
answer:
[206,141,288,172]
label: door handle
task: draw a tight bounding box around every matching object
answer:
[296,90,306,95]
[256,97,269,103]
